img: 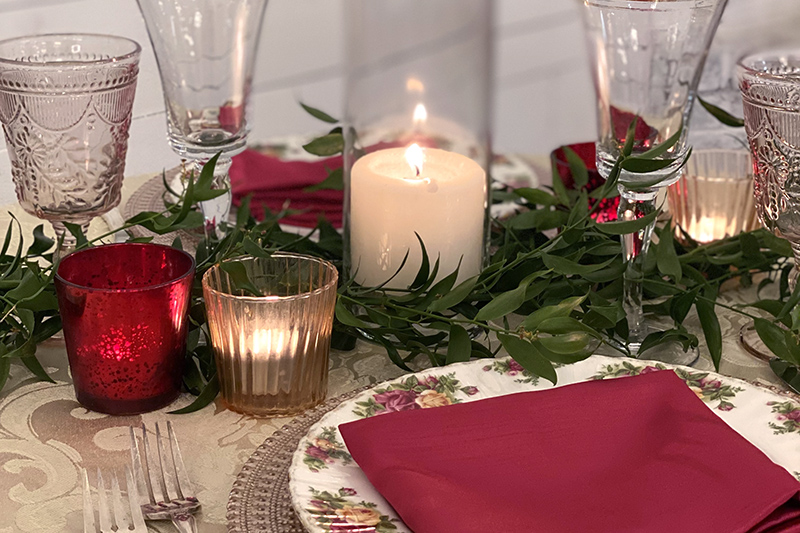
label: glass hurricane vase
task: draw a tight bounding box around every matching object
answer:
[576,0,728,364]
[0,34,140,259]
[136,0,269,237]
[342,0,493,290]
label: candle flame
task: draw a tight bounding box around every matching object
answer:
[405,143,424,177]
[413,103,427,125]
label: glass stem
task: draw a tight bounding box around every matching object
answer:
[618,185,659,355]
[51,220,90,263]
[193,156,233,241]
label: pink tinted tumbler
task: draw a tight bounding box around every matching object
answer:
[55,243,195,414]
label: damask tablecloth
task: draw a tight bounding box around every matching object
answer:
[0,173,793,532]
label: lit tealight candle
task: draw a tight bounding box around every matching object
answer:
[350,143,486,289]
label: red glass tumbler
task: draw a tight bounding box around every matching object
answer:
[55,243,195,415]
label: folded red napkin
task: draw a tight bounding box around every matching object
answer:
[339,371,800,533]
[230,149,344,228]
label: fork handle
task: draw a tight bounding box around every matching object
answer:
[170,513,198,533]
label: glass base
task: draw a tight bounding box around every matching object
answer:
[633,340,700,368]
[739,323,779,363]
[75,388,181,416]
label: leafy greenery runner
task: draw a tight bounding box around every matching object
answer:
[1,105,799,413]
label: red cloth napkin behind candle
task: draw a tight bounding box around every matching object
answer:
[339,371,800,533]
[230,149,344,228]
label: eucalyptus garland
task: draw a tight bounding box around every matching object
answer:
[1,104,798,414]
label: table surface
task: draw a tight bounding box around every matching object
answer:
[0,171,793,533]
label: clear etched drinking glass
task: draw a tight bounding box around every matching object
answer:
[736,50,800,363]
[0,34,141,257]
[576,0,728,364]
[136,0,269,236]
[739,50,800,284]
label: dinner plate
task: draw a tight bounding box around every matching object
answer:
[288,355,800,533]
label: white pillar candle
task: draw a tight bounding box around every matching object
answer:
[350,145,487,289]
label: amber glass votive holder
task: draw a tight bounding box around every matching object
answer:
[55,243,195,415]
[667,149,758,244]
[202,254,339,416]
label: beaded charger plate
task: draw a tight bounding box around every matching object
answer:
[284,355,800,533]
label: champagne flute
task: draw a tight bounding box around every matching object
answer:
[576,0,728,364]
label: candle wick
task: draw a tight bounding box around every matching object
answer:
[415,166,420,178]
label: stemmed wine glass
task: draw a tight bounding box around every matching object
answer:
[576,0,728,364]
[136,0,269,237]
[0,34,140,259]
[737,50,800,367]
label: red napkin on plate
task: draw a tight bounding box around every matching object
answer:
[230,149,343,228]
[339,371,800,533]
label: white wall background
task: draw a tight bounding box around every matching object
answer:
[0,0,799,206]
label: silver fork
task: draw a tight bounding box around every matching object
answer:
[129,422,201,533]
[82,466,147,533]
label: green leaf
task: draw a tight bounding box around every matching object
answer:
[303,133,344,156]
[21,353,55,383]
[754,318,794,364]
[656,226,681,283]
[0,356,9,392]
[428,275,478,313]
[522,295,587,331]
[549,157,570,206]
[335,300,373,329]
[698,97,745,128]
[632,127,683,160]
[498,334,557,384]
[219,261,263,297]
[475,275,539,321]
[541,254,615,277]
[620,157,678,174]
[63,222,89,249]
[506,209,570,231]
[696,292,722,369]
[169,374,220,414]
[514,188,558,206]
[669,288,698,324]
[410,234,431,291]
[26,225,54,256]
[769,358,800,395]
[300,103,339,124]
[538,331,593,354]
[535,317,599,337]
[445,325,472,365]
[595,209,659,235]
[305,167,343,192]
[563,146,589,188]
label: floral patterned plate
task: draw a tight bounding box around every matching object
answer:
[288,355,800,533]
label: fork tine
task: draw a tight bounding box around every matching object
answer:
[137,422,168,504]
[167,420,194,499]
[153,422,173,501]
[81,469,96,533]
[124,465,147,532]
[132,423,160,504]
[110,471,129,531]
[96,469,112,532]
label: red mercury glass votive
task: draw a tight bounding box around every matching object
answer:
[551,142,619,223]
[55,243,195,415]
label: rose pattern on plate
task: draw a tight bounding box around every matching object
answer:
[352,373,479,419]
[303,426,353,473]
[307,487,398,532]
[483,358,540,385]
[592,362,743,411]
[766,401,800,435]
